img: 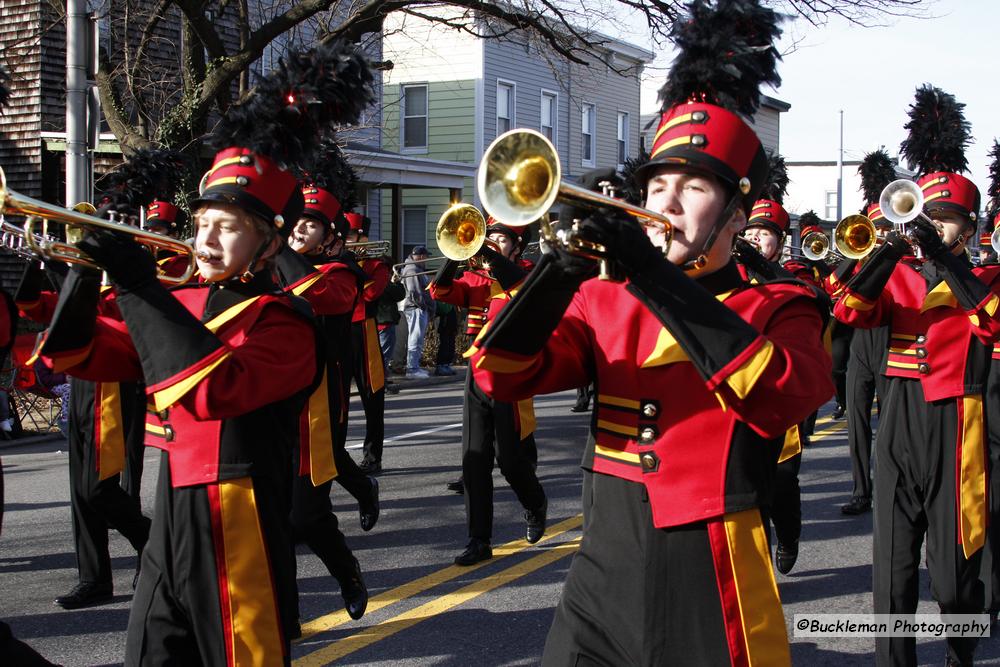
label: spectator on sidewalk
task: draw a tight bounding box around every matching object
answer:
[399,246,434,379]
[434,301,458,376]
[376,277,406,382]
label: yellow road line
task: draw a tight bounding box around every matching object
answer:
[297,514,584,641]
[811,420,848,441]
[294,537,582,666]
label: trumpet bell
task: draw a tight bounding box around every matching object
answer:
[879,179,923,226]
[801,230,830,261]
[437,203,487,261]
[478,129,559,227]
[992,226,1000,255]
[834,214,877,260]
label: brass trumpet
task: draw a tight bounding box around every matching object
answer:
[437,203,487,261]
[476,129,673,259]
[0,167,196,285]
[833,214,878,260]
[992,227,1000,255]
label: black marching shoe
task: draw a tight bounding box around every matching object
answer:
[359,458,382,475]
[54,582,113,609]
[446,477,464,494]
[840,496,872,515]
[359,476,380,532]
[775,541,799,575]
[339,557,368,620]
[570,401,590,413]
[832,404,846,420]
[454,538,492,566]
[525,497,548,544]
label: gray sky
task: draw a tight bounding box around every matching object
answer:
[633,0,997,203]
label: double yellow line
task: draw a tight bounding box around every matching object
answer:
[294,410,849,665]
[293,515,584,665]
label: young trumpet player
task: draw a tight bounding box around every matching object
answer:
[430,218,547,565]
[833,85,1000,667]
[469,1,832,662]
[35,41,373,664]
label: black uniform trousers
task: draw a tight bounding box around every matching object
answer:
[68,379,150,586]
[435,308,458,366]
[830,320,854,410]
[126,452,296,667]
[981,359,1000,612]
[463,372,545,542]
[350,322,385,465]
[290,446,356,586]
[543,470,790,666]
[846,326,889,501]
[769,451,802,548]
[873,379,985,667]
[328,342,374,504]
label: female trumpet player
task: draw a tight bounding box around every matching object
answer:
[470,1,832,662]
[429,218,547,565]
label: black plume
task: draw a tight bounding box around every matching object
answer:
[798,210,821,228]
[97,148,189,210]
[658,0,783,117]
[618,149,651,205]
[985,140,1000,222]
[0,66,10,113]
[857,148,896,208]
[210,40,374,173]
[308,138,359,211]
[899,84,971,174]
[759,151,788,203]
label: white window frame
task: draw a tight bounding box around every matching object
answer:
[402,206,427,255]
[617,111,630,168]
[824,190,838,220]
[581,102,596,167]
[401,84,429,153]
[540,89,558,146]
[496,79,516,135]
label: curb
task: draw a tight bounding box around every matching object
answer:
[0,432,65,451]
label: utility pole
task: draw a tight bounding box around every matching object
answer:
[65,0,89,205]
[836,109,844,222]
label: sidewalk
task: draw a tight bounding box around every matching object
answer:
[380,365,467,394]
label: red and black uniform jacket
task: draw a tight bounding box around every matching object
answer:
[16,264,141,481]
[276,247,362,484]
[351,256,390,323]
[38,269,320,489]
[471,257,833,529]
[832,244,1000,402]
[430,258,536,338]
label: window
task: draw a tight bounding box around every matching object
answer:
[581,103,596,166]
[617,112,630,167]
[824,190,838,220]
[497,81,515,135]
[541,90,557,144]
[402,85,428,150]
[402,206,427,257]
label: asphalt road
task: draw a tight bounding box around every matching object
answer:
[1,372,999,666]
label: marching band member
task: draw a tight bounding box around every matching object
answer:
[838,149,897,516]
[275,142,376,620]
[13,149,190,610]
[834,85,1000,667]
[430,221,547,565]
[471,1,831,662]
[344,212,391,474]
[37,41,372,663]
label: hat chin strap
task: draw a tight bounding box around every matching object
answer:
[239,240,271,284]
[680,192,743,272]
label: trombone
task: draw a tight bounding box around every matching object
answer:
[0,167,197,285]
[346,239,390,259]
[476,129,673,276]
